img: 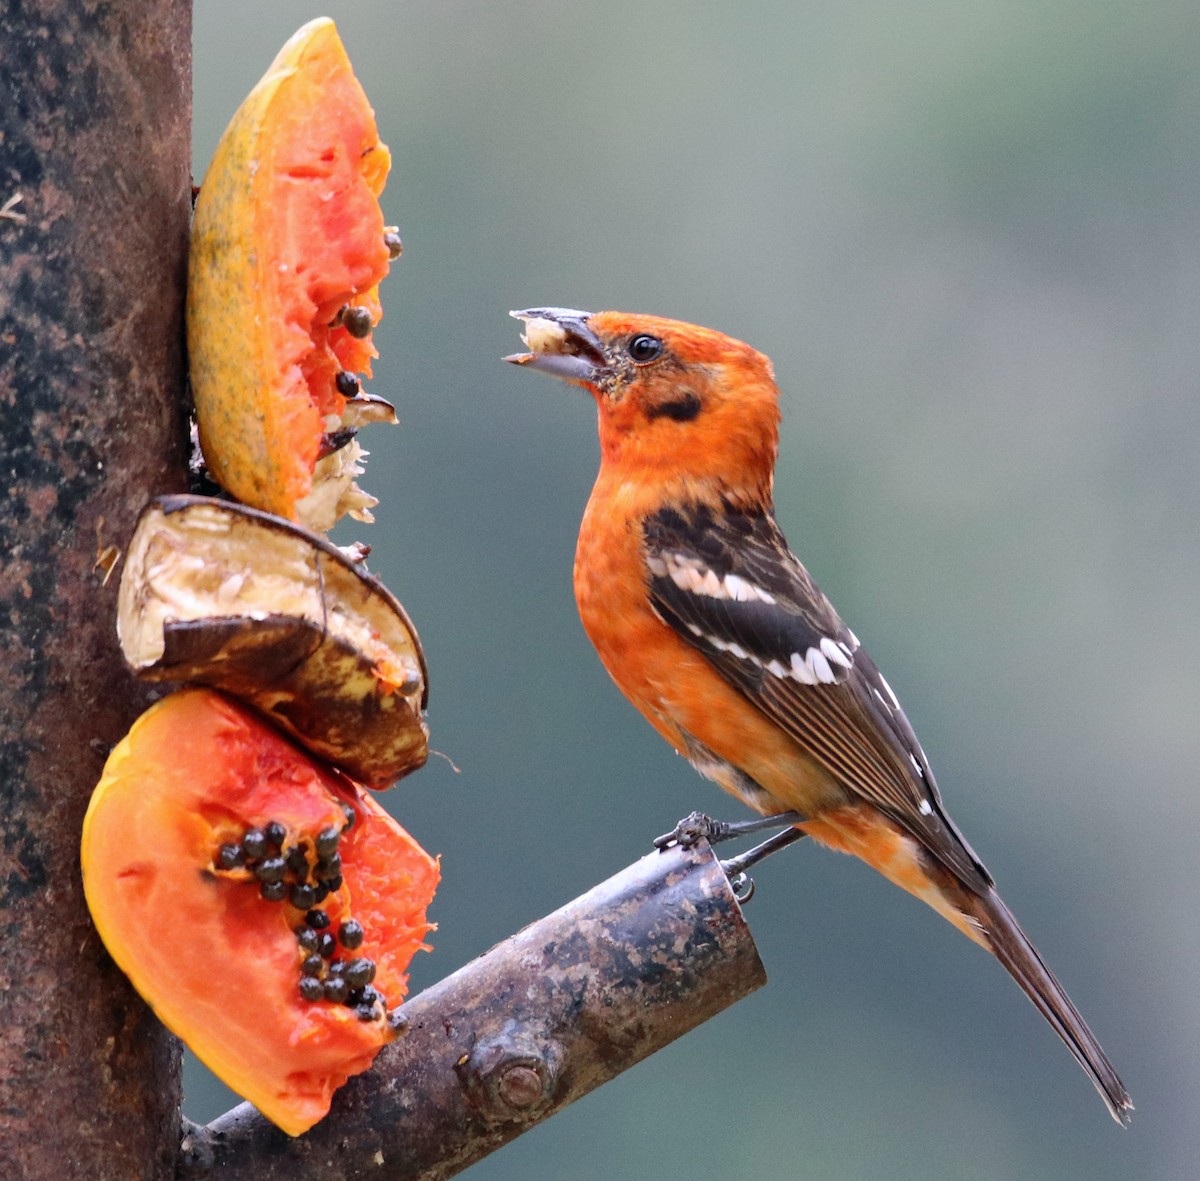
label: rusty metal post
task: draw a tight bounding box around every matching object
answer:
[178,842,766,1180]
[0,2,192,1178]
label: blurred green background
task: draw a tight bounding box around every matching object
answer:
[192,3,1197,1177]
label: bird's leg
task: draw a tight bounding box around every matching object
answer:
[653,809,805,850]
[720,825,808,877]
[720,826,809,903]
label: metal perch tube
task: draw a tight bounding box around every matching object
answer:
[178,841,766,1181]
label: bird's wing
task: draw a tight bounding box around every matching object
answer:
[643,501,992,892]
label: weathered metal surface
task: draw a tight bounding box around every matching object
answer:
[0,2,192,1178]
[178,842,766,1181]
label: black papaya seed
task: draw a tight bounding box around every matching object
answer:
[254,857,286,884]
[313,853,342,882]
[338,919,364,949]
[241,828,267,859]
[342,958,375,988]
[299,977,324,1002]
[315,826,341,858]
[342,306,373,339]
[214,843,244,871]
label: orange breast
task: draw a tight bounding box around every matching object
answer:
[573,480,841,817]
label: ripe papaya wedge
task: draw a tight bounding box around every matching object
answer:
[188,17,399,531]
[81,689,439,1136]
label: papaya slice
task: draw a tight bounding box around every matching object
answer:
[81,689,439,1136]
[188,17,397,531]
[117,495,428,788]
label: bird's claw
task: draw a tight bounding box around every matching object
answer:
[727,872,755,904]
[655,811,808,905]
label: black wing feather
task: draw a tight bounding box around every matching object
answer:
[644,501,992,892]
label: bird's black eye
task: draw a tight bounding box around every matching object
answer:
[627,334,664,363]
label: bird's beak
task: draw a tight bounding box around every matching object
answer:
[505,308,607,385]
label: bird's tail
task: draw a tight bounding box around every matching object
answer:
[965,886,1133,1125]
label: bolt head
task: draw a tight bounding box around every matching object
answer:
[497,1064,545,1109]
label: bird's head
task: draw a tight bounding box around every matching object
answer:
[507,308,780,504]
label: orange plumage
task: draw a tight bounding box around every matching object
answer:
[508,307,1131,1124]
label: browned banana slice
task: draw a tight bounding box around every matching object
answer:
[118,495,428,788]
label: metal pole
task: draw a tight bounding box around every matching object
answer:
[0,2,192,1177]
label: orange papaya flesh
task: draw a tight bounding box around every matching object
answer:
[81,689,439,1137]
[188,18,394,530]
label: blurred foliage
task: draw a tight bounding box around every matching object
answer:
[190,3,1197,1177]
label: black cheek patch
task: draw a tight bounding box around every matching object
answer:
[646,391,702,422]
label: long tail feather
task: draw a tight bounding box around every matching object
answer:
[967,886,1133,1125]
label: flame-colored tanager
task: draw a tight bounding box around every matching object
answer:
[507,307,1131,1124]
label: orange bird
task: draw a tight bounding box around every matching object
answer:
[507,307,1131,1124]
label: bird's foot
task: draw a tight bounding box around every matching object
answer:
[655,811,807,904]
[653,809,804,851]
